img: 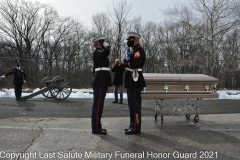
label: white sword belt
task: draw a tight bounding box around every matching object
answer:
[126,67,142,72]
[95,67,110,71]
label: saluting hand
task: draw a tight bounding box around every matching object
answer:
[103,42,109,48]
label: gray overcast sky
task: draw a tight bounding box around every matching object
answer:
[27,0,191,27]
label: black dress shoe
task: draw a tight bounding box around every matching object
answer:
[102,129,107,132]
[19,97,26,101]
[124,128,130,131]
[92,130,107,135]
[125,129,140,135]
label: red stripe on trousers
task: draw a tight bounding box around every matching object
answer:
[134,107,136,132]
[96,87,102,132]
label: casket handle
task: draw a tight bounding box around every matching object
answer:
[213,84,217,92]
[164,84,168,92]
[185,84,189,92]
[205,84,209,91]
[143,87,146,92]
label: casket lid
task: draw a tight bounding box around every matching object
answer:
[143,73,218,82]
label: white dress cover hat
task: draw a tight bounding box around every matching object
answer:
[92,35,106,42]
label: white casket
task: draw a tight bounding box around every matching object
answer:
[142,73,218,99]
[141,73,219,123]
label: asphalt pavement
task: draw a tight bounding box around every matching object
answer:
[0,98,240,160]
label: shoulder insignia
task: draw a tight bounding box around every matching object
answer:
[134,51,140,58]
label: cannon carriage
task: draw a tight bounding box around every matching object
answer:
[21,76,72,100]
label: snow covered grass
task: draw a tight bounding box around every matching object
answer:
[0,88,239,99]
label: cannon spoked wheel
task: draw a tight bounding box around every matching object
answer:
[49,76,72,100]
[40,76,54,98]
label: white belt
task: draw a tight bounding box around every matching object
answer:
[95,67,110,71]
[126,67,142,72]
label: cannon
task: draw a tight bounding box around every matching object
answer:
[20,76,72,100]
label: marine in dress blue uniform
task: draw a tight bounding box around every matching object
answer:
[1,60,27,100]
[122,32,146,134]
[91,35,112,135]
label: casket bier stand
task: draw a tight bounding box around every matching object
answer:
[141,73,218,123]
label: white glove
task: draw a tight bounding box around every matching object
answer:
[24,80,26,83]
[1,75,5,78]
[130,47,133,52]
[121,55,126,63]
[103,41,109,48]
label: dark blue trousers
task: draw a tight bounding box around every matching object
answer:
[92,87,107,133]
[14,85,22,98]
[127,88,143,132]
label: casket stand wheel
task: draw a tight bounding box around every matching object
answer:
[194,115,199,122]
[40,76,54,98]
[185,113,191,119]
[155,101,158,120]
[155,112,158,120]
[49,76,72,100]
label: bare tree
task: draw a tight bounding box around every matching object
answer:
[0,0,56,58]
[176,0,240,77]
[92,12,111,35]
[40,17,77,76]
[0,0,59,87]
[127,16,142,33]
[108,0,132,59]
